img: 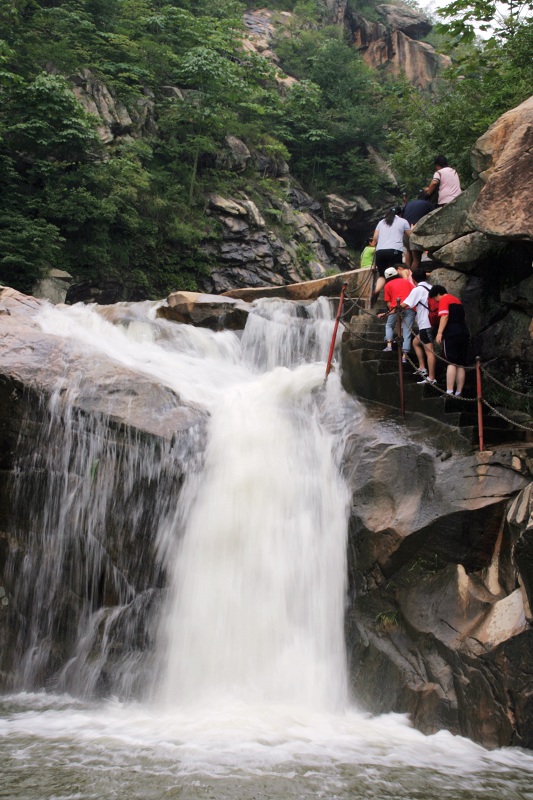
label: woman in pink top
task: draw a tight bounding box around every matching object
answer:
[424,155,462,206]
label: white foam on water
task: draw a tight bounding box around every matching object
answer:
[1,692,532,782]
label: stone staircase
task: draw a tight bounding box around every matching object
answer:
[340,310,529,447]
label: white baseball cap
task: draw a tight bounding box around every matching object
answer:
[384,267,398,279]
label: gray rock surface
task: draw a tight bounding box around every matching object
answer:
[343,428,533,747]
[375,3,433,38]
[158,291,251,330]
[32,269,73,304]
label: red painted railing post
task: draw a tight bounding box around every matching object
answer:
[325,282,348,380]
[476,356,484,452]
[396,298,405,417]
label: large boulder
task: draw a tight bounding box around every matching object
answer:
[431,231,504,270]
[157,291,251,330]
[0,287,204,440]
[375,3,433,38]
[343,429,533,747]
[32,268,73,304]
[469,96,533,241]
[410,181,481,252]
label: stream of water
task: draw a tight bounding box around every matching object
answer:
[1,297,532,800]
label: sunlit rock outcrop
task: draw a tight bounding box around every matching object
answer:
[342,2,450,92]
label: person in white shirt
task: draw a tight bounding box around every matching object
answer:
[401,268,437,384]
[370,207,410,301]
[424,155,462,206]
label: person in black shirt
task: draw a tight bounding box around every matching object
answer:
[429,285,470,397]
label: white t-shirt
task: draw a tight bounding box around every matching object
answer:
[432,167,461,205]
[375,215,410,251]
[404,281,432,329]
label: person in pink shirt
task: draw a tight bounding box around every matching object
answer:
[424,155,462,206]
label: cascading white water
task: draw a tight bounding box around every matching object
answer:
[2,296,533,800]
[29,294,353,709]
[157,353,350,712]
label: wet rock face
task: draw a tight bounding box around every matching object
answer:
[343,432,533,748]
[0,288,210,694]
[0,288,205,440]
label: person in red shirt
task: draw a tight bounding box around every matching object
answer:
[377,266,416,362]
[428,285,470,397]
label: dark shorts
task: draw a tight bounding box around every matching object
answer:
[443,333,469,366]
[419,327,434,345]
[375,249,403,277]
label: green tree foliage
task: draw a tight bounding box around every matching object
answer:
[2,0,531,297]
[0,0,392,297]
[0,0,275,297]
[435,0,533,41]
[387,3,533,195]
[273,23,386,197]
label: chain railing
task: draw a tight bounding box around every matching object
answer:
[341,299,533,449]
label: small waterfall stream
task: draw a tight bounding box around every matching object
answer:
[1,297,532,799]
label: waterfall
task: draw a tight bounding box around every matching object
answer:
[7,296,356,706]
[4,297,533,798]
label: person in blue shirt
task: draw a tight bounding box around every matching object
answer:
[402,191,433,270]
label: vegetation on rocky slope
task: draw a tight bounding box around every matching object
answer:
[0,0,531,297]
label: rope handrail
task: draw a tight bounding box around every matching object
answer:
[346,296,479,371]
[344,282,532,430]
[481,366,533,399]
[481,398,533,433]
[403,351,477,401]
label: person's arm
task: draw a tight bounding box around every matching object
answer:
[401,287,416,309]
[370,230,378,247]
[435,314,448,345]
[424,178,439,197]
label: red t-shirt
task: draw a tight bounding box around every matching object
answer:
[438,294,463,317]
[384,277,414,310]
[438,294,467,336]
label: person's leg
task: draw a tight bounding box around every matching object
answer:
[411,250,421,270]
[385,311,396,346]
[374,275,385,297]
[412,335,426,370]
[446,364,457,392]
[418,329,437,380]
[401,308,415,352]
[425,342,437,381]
[456,367,466,394]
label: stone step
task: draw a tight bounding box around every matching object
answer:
[341,343,525,445]
[458,425,529,445]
